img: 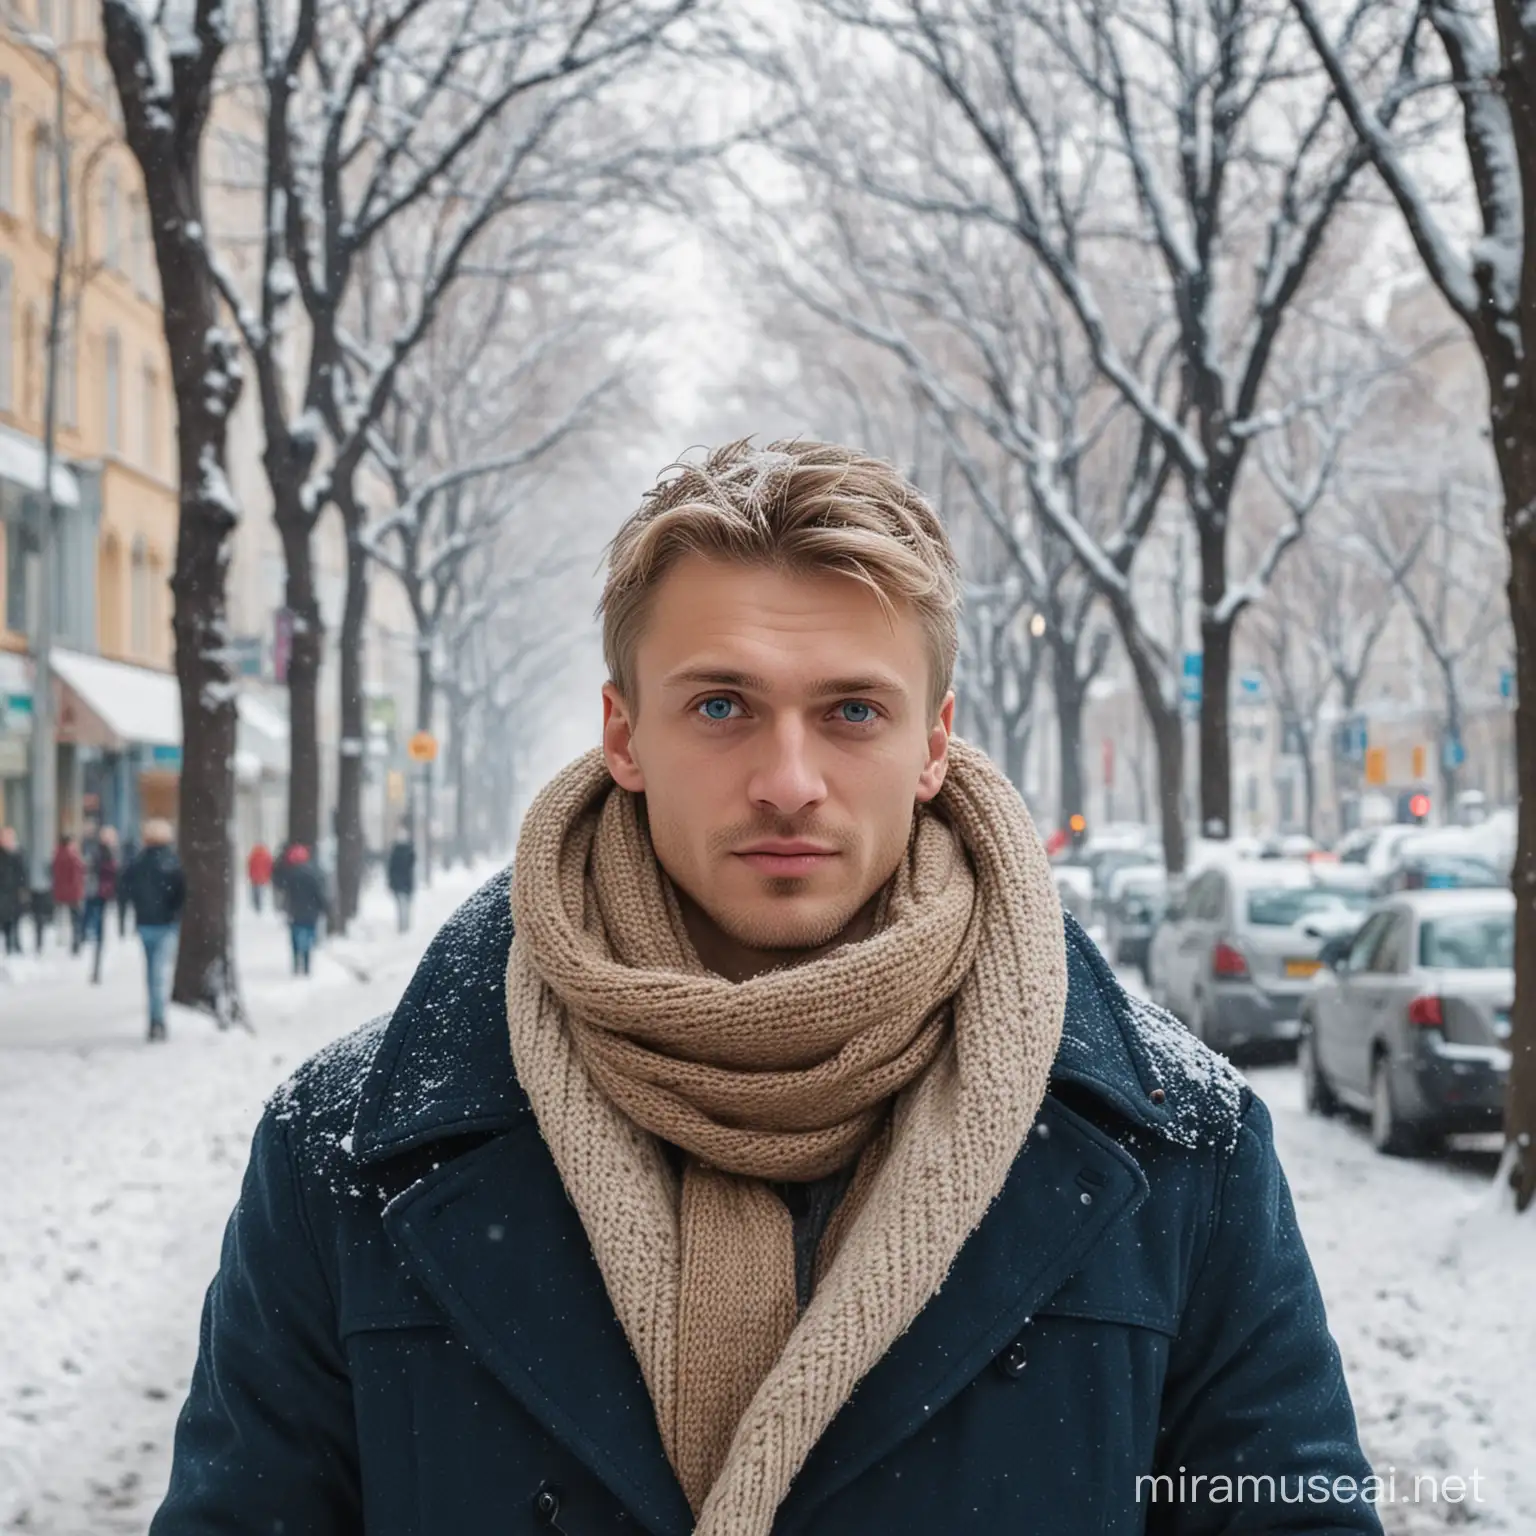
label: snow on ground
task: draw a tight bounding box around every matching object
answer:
[0,865,494,1535]
[0,909,1531,1533]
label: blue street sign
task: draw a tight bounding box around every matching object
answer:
[151,744,183,768]
[1500,667,1515,701]
[1181,653,1202,719]
[1442,736,1466,771]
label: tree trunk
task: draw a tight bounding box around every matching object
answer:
[1052,643,1085,831]
[102,0,244,1025]
[1198,545,1234,839]
[273,493,323,851]
[334,521,369,929]
[1300,732,1318,842]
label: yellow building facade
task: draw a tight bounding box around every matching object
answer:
[0,1,178,837]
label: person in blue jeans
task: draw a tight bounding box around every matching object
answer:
[281,844,327,976]
[120,819,187,1041]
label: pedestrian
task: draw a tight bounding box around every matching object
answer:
[385,828,415,933]
[120,819,186,1042]
[84,827,120,985]
[281,844,326,976]
[116,836,137,937]
[0,826,26,957]
[247,841,273,913]
[151,440,1380,1535]
[51,834,86,955]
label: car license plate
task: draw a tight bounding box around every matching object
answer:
[1285,958,1322,979]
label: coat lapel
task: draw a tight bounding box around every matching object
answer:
[383,1118,696,1536]
[773,1095,1147,1530]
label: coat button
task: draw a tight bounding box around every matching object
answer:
[533,1483,562,1524]
[995,1336,1029,1379]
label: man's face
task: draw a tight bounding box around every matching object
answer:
[602,555,953,954]
[0,829,14,852]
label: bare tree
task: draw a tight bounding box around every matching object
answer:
[1355,482,1509,809]
[206,0,696,924]
[103,0,247,1024]
[1291,0,1536,1208]
[763,0,1415,841]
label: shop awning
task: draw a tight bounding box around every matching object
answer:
[0,421,80,509]
[51,649,290,776]
[52,648,180,749]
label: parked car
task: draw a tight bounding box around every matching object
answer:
[1299,889,1513,1155]
[1378,848,1502,894]
[1146,860,1368,1061]
[1103,865,1166,976]
[1052,861,1095,925]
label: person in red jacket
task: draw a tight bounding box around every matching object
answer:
[51,834,87,954]
[247,842,274,913]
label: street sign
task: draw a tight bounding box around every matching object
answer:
[1442,735,1466,771]
[1237,671,1265,701]
[1365,746,1388,787]
[1412,744,1427,780]
[407,731,438,764]
[1181,653,1202,719]
[1500,666,1515,701]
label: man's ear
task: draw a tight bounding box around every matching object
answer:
[602,682,646,792]
[915,692,955,804]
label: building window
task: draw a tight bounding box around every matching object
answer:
[141,359,157,471]
[36,0,55,39]
[0,79,13,215]
[130,535,149,657]
[32,126,58,237]
[0,258,11,413]
[57,308,76,429]
[103,329,121,450]
[102,165,120,270]
[129,195,153,298]
[21,302,39,418]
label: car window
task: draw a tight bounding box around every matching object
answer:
[1419,912,1514,969]
[1345,911,1391,973]
[1367,913,1410,974]
[1244,887,1355,927]
[1189,873,1224,922]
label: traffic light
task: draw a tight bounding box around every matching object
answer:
[1069,813,1087,851]
[1409,792,1431,824]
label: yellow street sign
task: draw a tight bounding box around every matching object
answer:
[407,731,438,764]
[1365,746,1388,787]
[1411,744,1426,780]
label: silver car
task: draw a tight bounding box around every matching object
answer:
[1299,889,1513,1155]
[1147,860,1369,1061]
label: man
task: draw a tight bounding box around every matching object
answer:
[0,826,25,956]
[282,843,327,976]
[51,833,86,954]
[121,819,186,1042]
[386,827,416,932]
[247,840,273,913]
[83,826,120,985]
[152,442,1381,1535]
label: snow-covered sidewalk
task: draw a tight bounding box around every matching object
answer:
[0,865,496,1534]
[1,907,1532,1533]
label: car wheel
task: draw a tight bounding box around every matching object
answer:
[1299,1024,1337,1118]
[1370,1053,1422,1157]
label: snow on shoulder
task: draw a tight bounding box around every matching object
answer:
[1120,991,1248,1155]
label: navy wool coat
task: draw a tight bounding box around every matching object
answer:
[151,872,1384,1535]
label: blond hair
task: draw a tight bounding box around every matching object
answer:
[601,440,961,716]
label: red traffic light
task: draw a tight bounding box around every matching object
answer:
[1409,793,1431,820]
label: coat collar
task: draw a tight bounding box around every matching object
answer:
[350,869,1184,1166]
[353,873,1179,1535]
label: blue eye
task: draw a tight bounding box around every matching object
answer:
[839,701,877,725]
[699,697,737,721]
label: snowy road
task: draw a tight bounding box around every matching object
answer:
[1,898,1532,1533]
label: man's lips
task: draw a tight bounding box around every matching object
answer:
[735,842,840,875]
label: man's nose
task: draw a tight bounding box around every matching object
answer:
[747,717,828,818]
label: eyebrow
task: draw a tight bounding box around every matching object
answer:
[662,667,908,698]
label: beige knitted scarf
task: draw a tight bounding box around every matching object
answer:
[507,739,1067,1534]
